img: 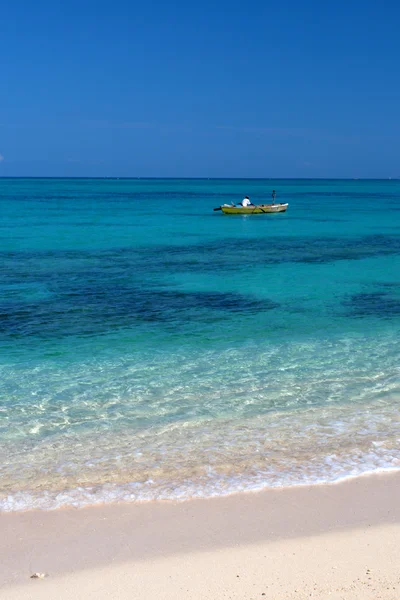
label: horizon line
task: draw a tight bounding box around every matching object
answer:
[1,176,399,181]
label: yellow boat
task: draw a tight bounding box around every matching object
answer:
[216,203,288,214]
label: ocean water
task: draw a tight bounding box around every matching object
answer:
[0,178,399,511]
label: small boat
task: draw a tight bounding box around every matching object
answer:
[215,203,288,214]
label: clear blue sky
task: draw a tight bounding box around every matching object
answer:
[1,0,399,177]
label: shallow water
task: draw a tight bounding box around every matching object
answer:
[0,178,399,510]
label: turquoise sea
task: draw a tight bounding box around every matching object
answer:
[0,178,399,511]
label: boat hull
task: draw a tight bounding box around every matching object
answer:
[220,203,288,214]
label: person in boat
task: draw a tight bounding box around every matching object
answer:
[271,190,276,203]
[241,196,252,207]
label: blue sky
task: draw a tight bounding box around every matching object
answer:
[1,0,399,177]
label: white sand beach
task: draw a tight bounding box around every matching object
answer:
[1,472,400,599]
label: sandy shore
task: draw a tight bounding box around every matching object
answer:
[1,472,400,599]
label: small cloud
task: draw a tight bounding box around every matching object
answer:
[0,153,4,162]
[216,125,307,137]
[82,120,154,130]
[67,157,106,166]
